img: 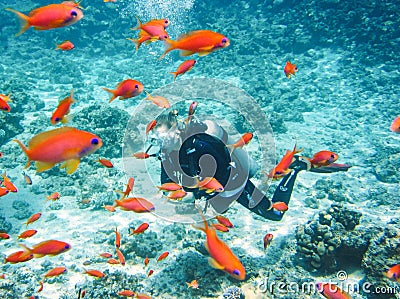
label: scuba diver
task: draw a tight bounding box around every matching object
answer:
[146,105,351,221]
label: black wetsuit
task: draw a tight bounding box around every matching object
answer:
[159,122,308,221]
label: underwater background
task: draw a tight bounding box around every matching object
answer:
[0,0,400,298]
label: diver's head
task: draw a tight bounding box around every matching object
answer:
[150,110,183,152]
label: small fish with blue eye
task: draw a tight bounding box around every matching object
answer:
[14,127,102,174]
[103,79,144,103]
[51,89,76,125]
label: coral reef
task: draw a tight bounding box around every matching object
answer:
[0,214,12,234]
[0,113,24,148]
[123,231,163,259]
[11,200,31,220]
[71,104,133,158]
[223,286,245,299]
[296,203,366,272]
[361,218,400,299]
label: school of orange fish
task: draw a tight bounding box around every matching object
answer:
[0,1,399,299]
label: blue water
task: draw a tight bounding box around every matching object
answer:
[0,0,399,298]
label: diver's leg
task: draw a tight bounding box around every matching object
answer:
[271,155,309,204]
[236,156,309,221]
[236,180,285,221]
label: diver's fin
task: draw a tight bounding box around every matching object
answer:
[309,163,352,173]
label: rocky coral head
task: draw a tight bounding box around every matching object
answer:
[223,286,245,299]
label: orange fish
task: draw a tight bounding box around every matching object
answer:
[136,294,152,299]
[97,158,114,168]
[144,93,171,108]
[134,17,169,40]
[18,229,38,239]
[170,60,196,81]
[14,127,102,174]
[263,233,273,249]
[156,182,182,192]
[55,40,75,51]
[127,30,156,51]
[390,116,400,133]
[0,94,11,112]
[0,232,10,239]
[130,223,149,235]
[84,269,105,278]
[104,0,117,2]
[103,79,144,103]
[5,251,34,264]
[115,177,135,200]
[160,30,230,59]
[133,152,150,159]
[99,252,113,258]
[186,101,198,125]
[386,264,400,281]
[0,187,9,197]
[188,101,198,117]
[268,144,302,179]
[227,132,253,154]
[190,176,224,193]
[315,282,352,299]
[118,290,136,297]
[211,223,229,232]
[193,212,245,280]
[115,227,121,248]
[309,150,338,167]
[284,61,298,78]
[44,266,67,278]
[116,248,126,266]
[103,205,116,212]
[46,192,61,201]
[186,279,199,289]
[271,201,288,212]
[147,18,170,28]
[107,258,120,264]
[123,177,135,199]
[0,274,5,279]
[215,215,233,228]
[164,190,187,201]
[147,269,154,277]
[6,4,84,36]
[1,172,18,192]
[24,212,42,227]
[38,281,44,292]
[114,197,155,213]
[20,239,71,258]
[51,89,76,124]
[157,251,169,262]
[62,1,83,8]
[146,120,157,135]
[144,256,149,267]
